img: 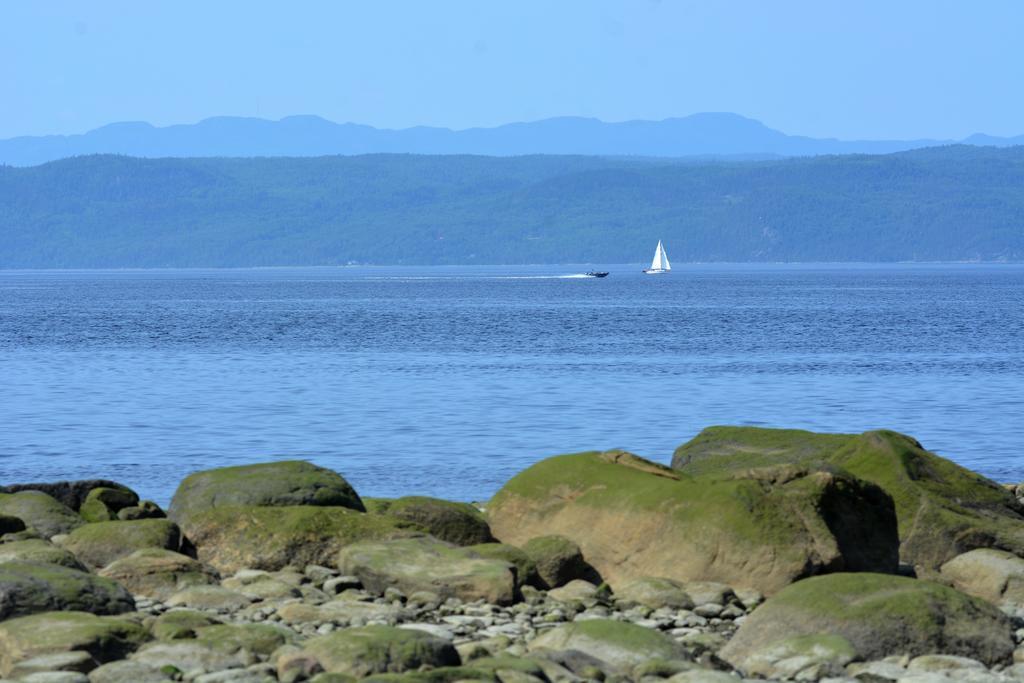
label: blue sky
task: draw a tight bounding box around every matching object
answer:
[1,1,1021,140]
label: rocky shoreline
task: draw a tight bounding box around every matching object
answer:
[4,426,1024,682]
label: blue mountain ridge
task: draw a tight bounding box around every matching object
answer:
[2,113,1020,167]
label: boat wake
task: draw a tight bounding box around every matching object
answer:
[363,274,597,281]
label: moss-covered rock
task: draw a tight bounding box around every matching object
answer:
[940,548,1024,607]
[277,598,402,625]
[720,573,1014,671]
[0,539,86,570]
[87,659,173,683]
[168,461,365,530]
[6,650,96,678]
[614,576,694,610]
[527,618,687,674]
[375,497,494,546]
[488,450,898,594]
[98,548,218,600]
[116,500,166,521]
[79,487,140,523]
[0,480,136,512]
[165,585,254,611]
[302,625,460,677]
[128,640,250,674]
[0,491,83,538]
[337,536,516,604]
[183,504,412,575]
[150,609,221,641]
[0,611,148,677]
[61,519,181,570]
[0,561,134,620]
[466,543,540,588]
[672,427,1024,575]
[194,623,293,656]
[520,535,598,589]
[729,634,857,681]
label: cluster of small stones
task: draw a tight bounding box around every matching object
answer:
[54,563,1024,683]
[122,565,753,681]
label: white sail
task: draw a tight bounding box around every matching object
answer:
[647,240,670,272]
[650,241,665,270]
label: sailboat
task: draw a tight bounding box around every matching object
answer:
[643,241,671,274]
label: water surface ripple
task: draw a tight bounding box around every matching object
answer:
[1,264,1023,506]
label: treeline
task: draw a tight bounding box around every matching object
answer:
[0,146,1022,267]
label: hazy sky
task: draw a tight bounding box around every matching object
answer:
[2,1,1021,140]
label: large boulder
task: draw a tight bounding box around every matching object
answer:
[0,480,135,512]
[0,491,83,538]
[720,573,1014,676]
[168,461,365,529]
[940,548,1024,607]
[673,427,1024,575]
[182,505,411,574]
[488,450,898,594]
[0,611,148,677]
[61,519,182,570]
[0,561,134,620]
[374,496,494,546]
[528,619,687,675]
[98,549,218,600]
[0,539,86,569]
[302,625,459,677]
[336,536,517,604]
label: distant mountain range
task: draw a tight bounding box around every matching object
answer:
[2,146,1023,267]
[2,113,1023,166]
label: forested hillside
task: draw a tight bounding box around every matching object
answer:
[1,146,1022,267]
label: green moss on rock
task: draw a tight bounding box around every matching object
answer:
[720,572,1014,670]
[527,618,686,674]
[0,611,148,676]
[379,496,494,546]
[185,505,414,575]
[98,548,218,600]
[521,535,597,589]
[194,623,293,656]
[337,536,516,604]
[150,610,221,641]
[488,450,898,594]
[303,625,460,678]
[0,491,83,538]
[673,427,1024,574]
[0,539,86,570]
[614,576,694,610]
[80,487,140,523]
[0,561,134,620]
[168,461,365,530]
[62,519,182,570]
[466,543,541,588]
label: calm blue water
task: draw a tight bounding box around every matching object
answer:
[2,264,1023,507]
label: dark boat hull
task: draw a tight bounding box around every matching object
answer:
[585,272,609,278]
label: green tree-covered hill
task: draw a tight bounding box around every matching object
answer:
[1,146,1022,267]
